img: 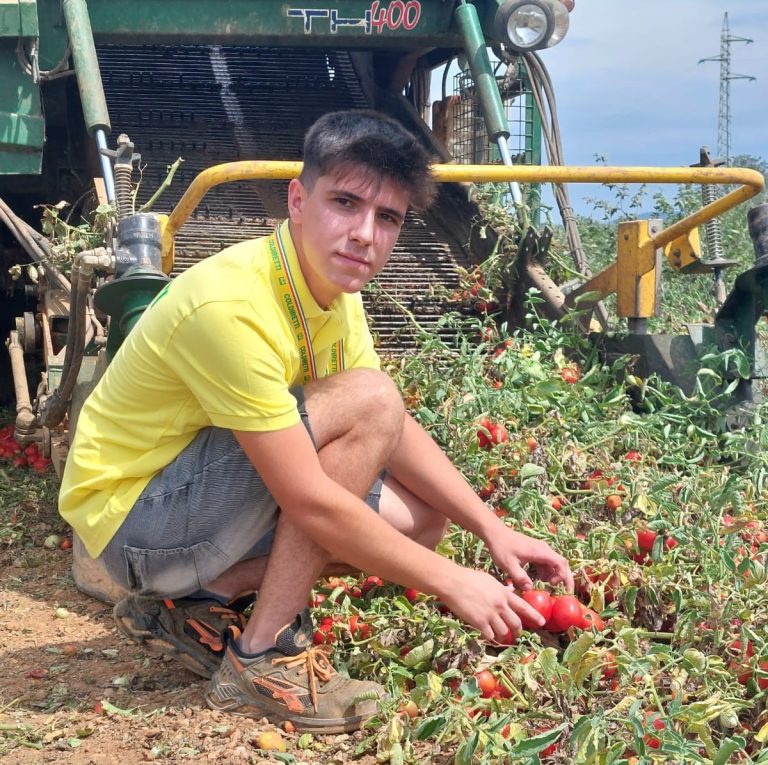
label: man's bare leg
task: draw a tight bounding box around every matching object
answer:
[208,369,405,653]
[203,472,450,599]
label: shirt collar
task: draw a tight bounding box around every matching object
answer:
[277,220,350,334]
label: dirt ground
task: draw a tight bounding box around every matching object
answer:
[0,491,384,765]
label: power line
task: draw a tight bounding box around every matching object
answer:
[698,12,756,164]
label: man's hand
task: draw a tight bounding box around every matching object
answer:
[487,528,574,594]
[439,569,546,643]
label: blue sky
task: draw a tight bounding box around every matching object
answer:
[538,1,767,214]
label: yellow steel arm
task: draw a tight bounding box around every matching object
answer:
[161,162,764,273]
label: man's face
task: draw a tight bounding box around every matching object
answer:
[287,168,409,308]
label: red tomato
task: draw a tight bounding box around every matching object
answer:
[605,494,622,512]
[475,669,498,698]
[636,528,657,552]
[404,587,419,603]
[478,480,496,499]
[664,537,679,551]
[549,496,562,511]
[559,366,580,384]
[362,575,383,593]
[545,595,584,632]
[313,629,335,645]
[728,639,756,684]
[477,419,508,449]
[520,589,553,629]
[624,450,642,462]
[581,607,605,631]
[601,650,618,678]
[526,436,538,452]
[643,711,666,749]
[757,660,768,691]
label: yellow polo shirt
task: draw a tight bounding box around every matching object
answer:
[59,220,380,558]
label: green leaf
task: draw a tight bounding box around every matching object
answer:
[623,586,638,619]
[604,742,627,764]
[508,723,567,756]
[618,627,641,656]
[538,647,560,680]
[533,380,560,397]
[403,639,434,669]
[563,631,595,669]
[713,737,745,765]
[412,714,447,740]
[520,463,546,480]
[99,700,137,717]
[417,406,437,423]
[455,731,479,765]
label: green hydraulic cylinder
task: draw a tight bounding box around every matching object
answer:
[455,1,522,207]
[62,0,116,201]
[455,2,507,142]
[61,0,110,135]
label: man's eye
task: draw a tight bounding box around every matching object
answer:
[335,197,353,207]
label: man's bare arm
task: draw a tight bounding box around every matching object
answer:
[234,424,546,641]
[386,414,574,592]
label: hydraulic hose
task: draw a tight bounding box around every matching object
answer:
[40,248,113,427]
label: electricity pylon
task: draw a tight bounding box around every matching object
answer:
[699,12,755,164]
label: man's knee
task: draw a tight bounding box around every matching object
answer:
[304,368,404,447]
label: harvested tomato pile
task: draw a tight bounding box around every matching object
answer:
[306,293,768,762]
[2,289,768,764]
[0,424,51,473]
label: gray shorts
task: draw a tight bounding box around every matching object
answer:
[99,389,384,599]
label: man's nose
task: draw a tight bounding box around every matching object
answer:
[350,208,375,245]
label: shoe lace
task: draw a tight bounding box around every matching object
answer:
[272,646,335,713]
[209,606,248,630]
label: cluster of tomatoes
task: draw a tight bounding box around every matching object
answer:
[515,588,600,634]
[309,575,386,645]
[476,416,508,450]
[0,424,51,472]
[450,269,499,316]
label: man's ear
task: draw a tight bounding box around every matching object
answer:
[287,178,306,224]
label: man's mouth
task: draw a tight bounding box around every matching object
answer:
[336,252,369,266]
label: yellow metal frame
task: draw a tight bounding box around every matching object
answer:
[160,162,765,317]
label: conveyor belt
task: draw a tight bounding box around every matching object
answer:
[97,45,470,353]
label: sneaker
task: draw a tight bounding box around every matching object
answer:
[113,592,254,679]
[205,608,385,733]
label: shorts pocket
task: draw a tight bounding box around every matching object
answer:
[124,541,230,599]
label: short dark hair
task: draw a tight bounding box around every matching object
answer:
[300,110,437,212]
